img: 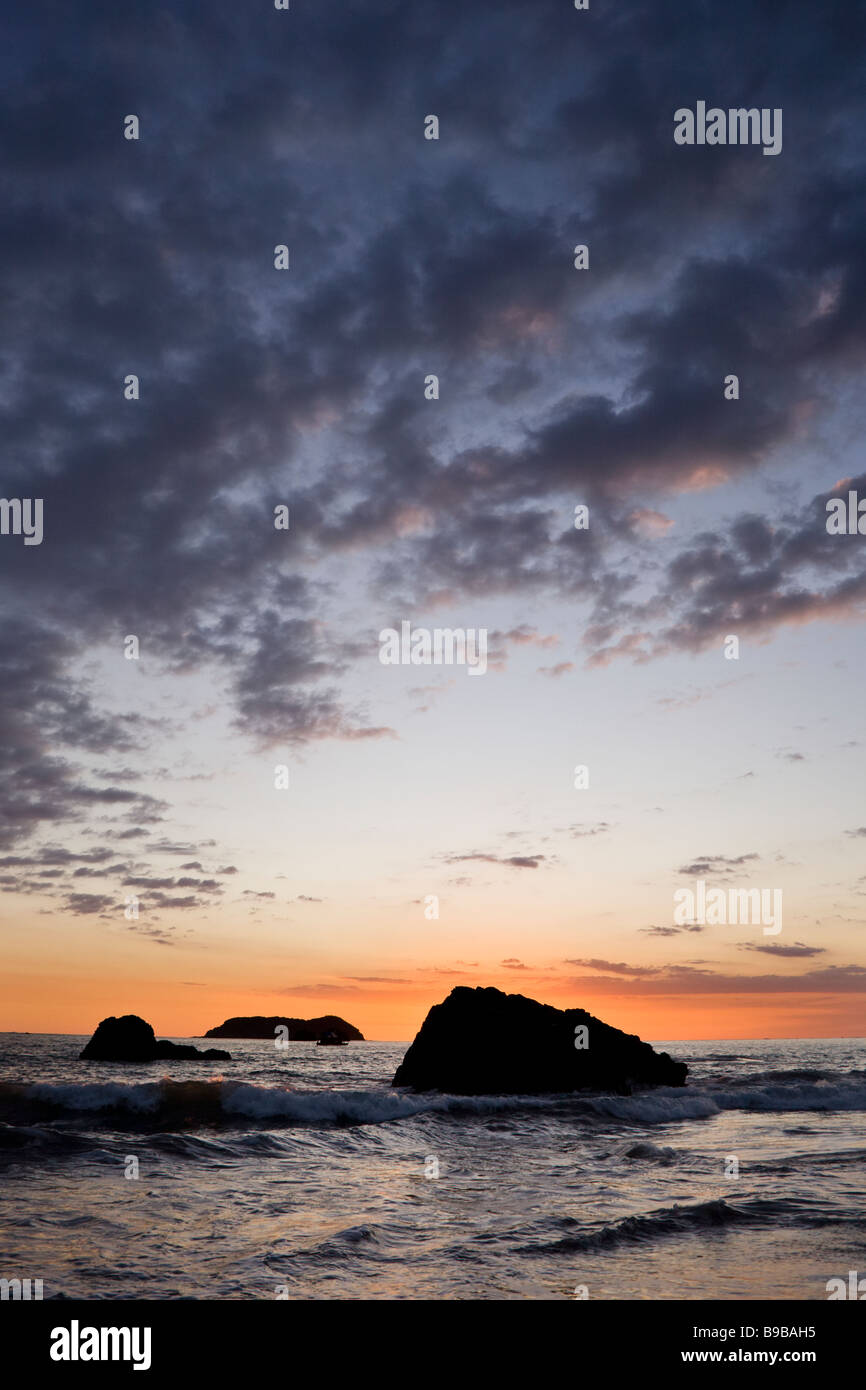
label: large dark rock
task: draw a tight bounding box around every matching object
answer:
[392,987,687,1094]
[79,1015,231,1062]
[204,1014,364,1041]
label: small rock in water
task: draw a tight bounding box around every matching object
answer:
[79,1014,231,1062]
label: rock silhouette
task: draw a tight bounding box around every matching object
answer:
[204,1014,363,1041]
[79,1014,231,1062]
[392,986,687,1094]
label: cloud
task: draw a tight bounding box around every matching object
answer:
[538,661,574,677]
[149,842,218,856]
[740,942,826,958]
[64,893,115,916]
[628,508,674,537]
[563,964,866,995]
[564,958,662,977]
[678,854,760,876]
[127,924,177,947]
[275,984,361,997]
[492,626,559,649]
[416,967,472,977]
[0,847,115,868]
[442,851,546,869]
[565,822,611,838]
[583,479,866,668]
[140,893,202,910]
[3,0,866,934]
[640,924,705,936]
[342,976,412,984]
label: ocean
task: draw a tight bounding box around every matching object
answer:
[1,1034,864,1300]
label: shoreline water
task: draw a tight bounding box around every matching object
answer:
[1,1035,863,1300]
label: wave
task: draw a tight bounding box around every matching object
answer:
[272,1224,382,1266]
[1,1070,865,1133]
[622,1141,679,1162]
[0,1122,98,1158]
[520,1194,853,1256]
[0,1079,566,1130]
[749,1146,866,1174]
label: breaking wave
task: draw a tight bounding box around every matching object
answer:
[1,1068,865,1132]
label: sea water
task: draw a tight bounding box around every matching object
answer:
[0,1035,863,1300]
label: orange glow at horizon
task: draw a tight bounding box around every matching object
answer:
[1,969,863,1042]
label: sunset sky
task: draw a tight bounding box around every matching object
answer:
[1,0,865,1041]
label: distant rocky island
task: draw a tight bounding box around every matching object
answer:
[392,986,687,1095]
[80,1014,231,1062]
[204,1014,364,1042]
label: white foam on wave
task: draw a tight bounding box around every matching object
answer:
[222,1084,560,1124]
[10,1073,866,1126]
[579,1079,866,1123]
[12,1079,557,1125]
[705,1080,866,1114]
[21,1081,165,1113]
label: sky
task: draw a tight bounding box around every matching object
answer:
[1,0,865,1041]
